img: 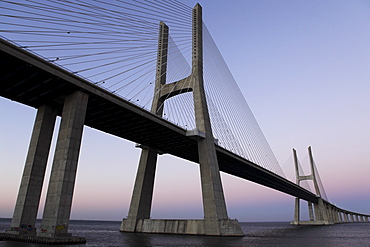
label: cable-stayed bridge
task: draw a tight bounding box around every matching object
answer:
[0,0,368,244]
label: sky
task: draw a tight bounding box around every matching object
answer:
[1,0,369,222]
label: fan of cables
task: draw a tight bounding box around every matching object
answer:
[1,0,285,176]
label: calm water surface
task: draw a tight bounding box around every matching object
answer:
[0,219,369,247]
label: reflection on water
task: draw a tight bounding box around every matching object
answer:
[1,219,369,247]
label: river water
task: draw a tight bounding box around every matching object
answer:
[0,219,369,247]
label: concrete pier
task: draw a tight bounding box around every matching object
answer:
[4,91,89,244]
[7,104,57,236]
[123,146,159,232]
[38,91,88,238]
[0,233,86,244]
[121,219,242,236]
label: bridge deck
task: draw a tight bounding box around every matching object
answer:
[0,38,318,203]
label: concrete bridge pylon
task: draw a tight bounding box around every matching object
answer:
[291,146,333,225]
[289,146,370,226]
[120,4,243,236]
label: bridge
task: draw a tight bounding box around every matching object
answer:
[1,0,369,244]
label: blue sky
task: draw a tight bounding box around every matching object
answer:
[1,0,369,222]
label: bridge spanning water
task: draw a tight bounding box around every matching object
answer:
[0,0,369,244]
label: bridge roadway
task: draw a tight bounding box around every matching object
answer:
[0,38,318,204]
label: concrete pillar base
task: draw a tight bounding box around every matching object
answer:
[120,219,244,236]
[37,232,72,238]
[0,233,86,245]
[5,228,36,236]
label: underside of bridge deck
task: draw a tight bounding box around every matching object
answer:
[1,38,318,204]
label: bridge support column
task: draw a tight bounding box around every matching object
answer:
[335,209,340,223]
[37,91,88,240]
[292,198,300,224]
[317,199,331,224]
[7,104,57,236]
[337,212,341,222]
[122,147,158,232]
[328,206,335,223]
[333,210,337,223]
[337,211,340,222]
[333,209,338,223]
[335,211,339,223]
[308,202,314,221]
[331,209,335,223]
[313,203,320,222]
[326,204,333,224]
